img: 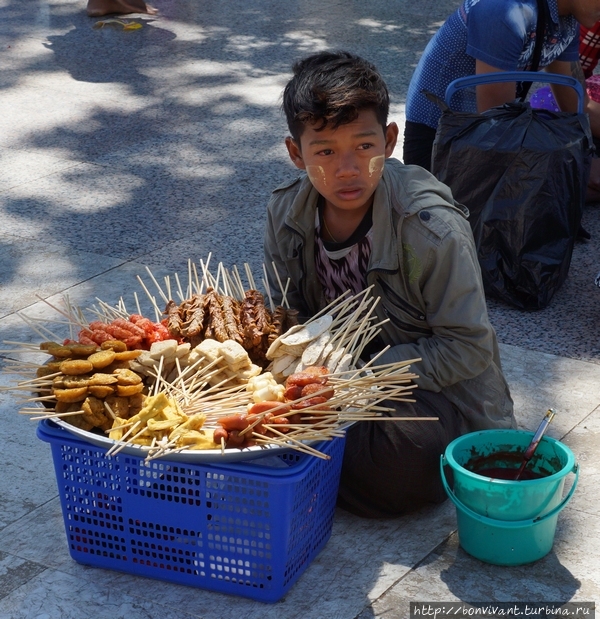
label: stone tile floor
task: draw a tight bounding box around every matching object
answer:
[0,0,598,617]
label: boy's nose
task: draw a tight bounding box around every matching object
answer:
[336,153,360,177]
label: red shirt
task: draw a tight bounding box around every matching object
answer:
[580,23,600,78]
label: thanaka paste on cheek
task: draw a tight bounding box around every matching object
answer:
[366,155,385,191]
[306,165,327,187]
[368,155,385,178]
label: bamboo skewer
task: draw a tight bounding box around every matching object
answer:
[197,254,210,293]
[136,275,164,319]
[270,261,289,308]
[144,266,169,305]
[16,313,62,344]
[244,263,257,290]
[2,341,41,349]
[34,295,89,330]
[232,265,246,300]
[174,272,185,302]
[29,410,86,421]
[262,263,275,313]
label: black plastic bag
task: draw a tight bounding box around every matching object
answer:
[432,101,593,310]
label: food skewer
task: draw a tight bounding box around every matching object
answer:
[16,312,63,345]
[34,294,89,330]
[7,258,435,461]
[270,261,290,309]
[27,410,86,422]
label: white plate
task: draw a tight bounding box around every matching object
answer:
[51,418,333,464]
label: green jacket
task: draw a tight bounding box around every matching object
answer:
[264,158,515,432]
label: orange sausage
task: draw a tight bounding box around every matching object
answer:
[285,372,328,387]
[247,412,273,435]
[248,401,291,416]
[291,396,329,410]
[218,413,249,432]
[301,383,334,399]
[283,385,303,401]
[288,413,303,425]
[270,415,291,433]
[213,427,229,444]
[226,429,246,446]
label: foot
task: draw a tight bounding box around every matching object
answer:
[87,0,157,16]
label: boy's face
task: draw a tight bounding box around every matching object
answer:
[285,109,398,214]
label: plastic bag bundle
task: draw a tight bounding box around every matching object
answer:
[432,100,593,310]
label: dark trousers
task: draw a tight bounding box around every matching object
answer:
[337,388,464,518]
[402,121,437,172]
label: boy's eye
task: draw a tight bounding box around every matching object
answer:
[316,149,333,156]
[358,143,374,150]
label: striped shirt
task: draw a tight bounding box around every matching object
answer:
[314,203,373,303]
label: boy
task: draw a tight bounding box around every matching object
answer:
[264,51,515,518]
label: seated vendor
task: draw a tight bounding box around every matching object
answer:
[264,51,516,518]
[86,0,157,17]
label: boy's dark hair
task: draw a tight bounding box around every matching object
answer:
[282,51,390,143]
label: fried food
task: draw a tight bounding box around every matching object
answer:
[36,365,60,379]
[112,350,143,361]
[113,368,142,385]
[82,396,111,431]
[40,338,148,432]
[176,429,216,450]
[105,395,130,419]
[59,360,94,376]
[87,350,116,369]
[87,373,118,386]
[62,375,91,388]
[88,385,115,398]
[116,383,144,397]
[54,386,88,402]
[78,315,171,350]
[46,345,78,358]
[101,339,128,352]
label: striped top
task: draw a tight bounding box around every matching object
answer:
[314,202,373,303]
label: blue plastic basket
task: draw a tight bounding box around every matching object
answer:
[37,419,345,603]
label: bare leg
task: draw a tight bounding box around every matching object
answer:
[87,0,157,16]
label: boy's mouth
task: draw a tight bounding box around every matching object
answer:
[336,187,363,200]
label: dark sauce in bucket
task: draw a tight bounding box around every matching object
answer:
[473,467,545,481]
[465,451,551,481]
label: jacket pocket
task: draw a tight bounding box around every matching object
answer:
[377,278,426,323]
[374,278,430,335]
[382,304,431,335]
[377,278,427,321]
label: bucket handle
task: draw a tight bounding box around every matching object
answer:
[440,455,579,530]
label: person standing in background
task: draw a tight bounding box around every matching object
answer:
[86,0,157,16]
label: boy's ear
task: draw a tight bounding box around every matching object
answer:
[285,136,306,170]
[384,122,399,158]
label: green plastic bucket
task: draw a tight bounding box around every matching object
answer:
[440,429,578,566]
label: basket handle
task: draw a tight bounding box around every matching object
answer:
[440,455,579,530]
[444,71,585,114]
